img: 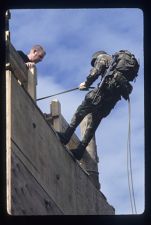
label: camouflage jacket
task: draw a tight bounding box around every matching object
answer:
[85,53,132,100]
[84,53,112,87]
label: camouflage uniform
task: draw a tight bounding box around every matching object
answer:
[69,53,132,147]
[58,51,137,160]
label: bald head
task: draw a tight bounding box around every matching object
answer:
[28,45,46,63]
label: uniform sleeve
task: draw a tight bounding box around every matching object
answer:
[84,56,106,88]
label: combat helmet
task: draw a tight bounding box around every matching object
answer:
[91,50,107,66]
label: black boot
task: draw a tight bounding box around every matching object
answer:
[57,126,75,145]
[70,142,86,160]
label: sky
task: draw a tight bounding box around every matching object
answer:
[9,8,144,215]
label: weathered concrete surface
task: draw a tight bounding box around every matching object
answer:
[6,73,115,215]
[27,66,37,101]
[80,115,100,189]
[6,41,28,88]
[46,102,101,189]
[11,147,63,215]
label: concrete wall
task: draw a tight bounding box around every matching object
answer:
[6,72,115,215]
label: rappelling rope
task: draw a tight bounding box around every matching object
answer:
[127,97,137,214]
[36,86,95,101]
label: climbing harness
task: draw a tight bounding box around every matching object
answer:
[36,86,94,101]
[127,97,137,214]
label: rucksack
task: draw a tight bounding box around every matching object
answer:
[113,50,140,82]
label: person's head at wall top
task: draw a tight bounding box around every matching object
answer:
[27,45,46,64]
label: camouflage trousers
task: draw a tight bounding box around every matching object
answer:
[69,89,121,147]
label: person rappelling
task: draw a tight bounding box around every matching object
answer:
[57,50,140,160]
